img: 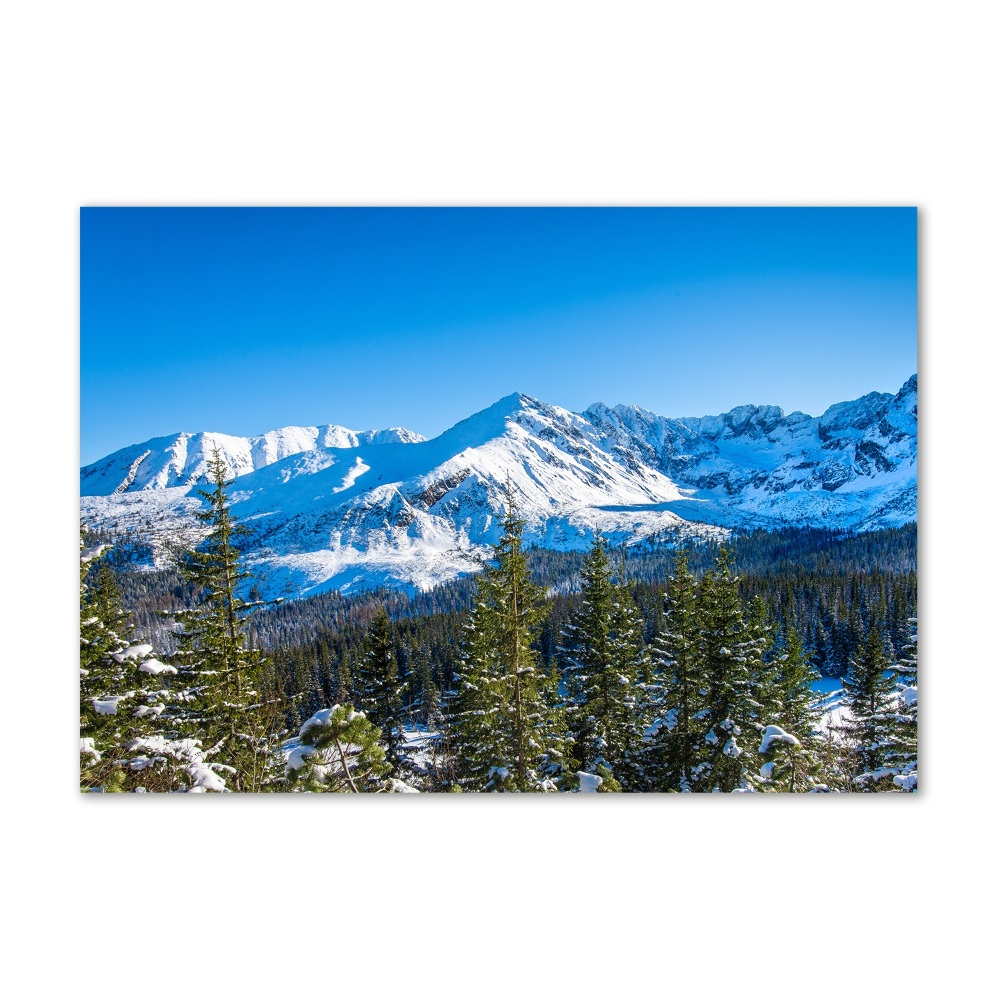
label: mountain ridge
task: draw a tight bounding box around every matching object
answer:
[80,377,916,597]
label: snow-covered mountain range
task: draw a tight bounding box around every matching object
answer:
[80,375,917,596]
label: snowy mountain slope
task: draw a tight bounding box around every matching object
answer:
[80,377,916,596]
[80,423,426,496]
[583,374,916,530]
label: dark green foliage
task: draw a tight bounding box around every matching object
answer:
[285,704,390,792]
[644,552,708,792]
[560,535,650,787]
[105,525,916,679]
[79,530,202,792]
[758,624,826,791]
[447,480,570,792]
[89,511,916,792]
[837,624,901,790]
[888,618,918,791]
[694,547,770,791]
[606,566,653,788]
[560,534,616,774]
[355,607,406,770]
[171,450,287,792]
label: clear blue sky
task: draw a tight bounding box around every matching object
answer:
[80,207,916,465]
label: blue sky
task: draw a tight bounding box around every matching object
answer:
[81,207,916,465]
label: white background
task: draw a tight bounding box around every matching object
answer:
[2,2,994,996]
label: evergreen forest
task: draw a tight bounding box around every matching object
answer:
[80,453,918,794]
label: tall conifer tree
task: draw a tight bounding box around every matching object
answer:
[888,617,918,791]
[758,623,825,791]
[605,556,652,788]
[695,547,767,791]
[837,623,899,790]
[447,478,568,791]
[79,532,218,792]
[172,449,285,792]
[356,607,406,770]
[645,551,709,792]
[560,533,615,775]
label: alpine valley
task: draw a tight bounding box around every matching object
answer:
[80,375,917,599]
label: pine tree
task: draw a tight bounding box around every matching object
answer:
[416,656,442,731]
[758,623,825,791]
[79,532,231,792]
[645,551,709,792]
[447,478,568,792]
[559,533,615,775]
[355,607,406,771]
[559,536,648,787]
[606,556,652,789]
[837,623,899,790]
[81,534,134,790]
[171,449,286,792]
[285,704,391,792]
[695,547,768,792]
[888,617,918,791]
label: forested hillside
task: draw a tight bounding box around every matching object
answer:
[81,453,917,793]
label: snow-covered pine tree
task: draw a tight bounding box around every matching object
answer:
[559,533,615,776]
[695,547,768,792]
[757,623,825,791]
[446,595,512,790]
[80,532,227,792]
[81,534,137,790]
[355,607,406,771]
[889,617,918,791]
[446,478,568,792]
[285,704,391,792]
[644,551,709,792]
[606,555,652,789]
[837,623,900,791]
[416,657,443,731]
[171,449,286,792]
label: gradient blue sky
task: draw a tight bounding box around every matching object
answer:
[81,207,916,465]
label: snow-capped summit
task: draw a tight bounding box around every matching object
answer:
[80,423,426,496]
[584,375,916,520]
[80,377,917,597]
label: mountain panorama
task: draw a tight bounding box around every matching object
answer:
[80,375,917,597]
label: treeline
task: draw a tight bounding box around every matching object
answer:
[268,496,917,793]
[92,522,916,684]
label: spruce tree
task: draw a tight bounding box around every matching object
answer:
[758,623,825,792]
[446,598,511,790]
[559,533,615,775]
[645,551,709,792]
[605,557,652,789]
[888,617,918,791]
[81,534,134,790]
[837,623,899,790]
[416,656,443,731]
[172,449,286,792]
[559,536,648,787]
[355,607,406,771]
[447,478,568,791]
[79,532,230,792]
[695,547,768,792]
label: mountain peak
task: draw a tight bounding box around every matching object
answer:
[492,391,542,413]
[81,379,917,596]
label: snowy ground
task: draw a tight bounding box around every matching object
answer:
[399,727,444,781]
[812,676,851,734]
